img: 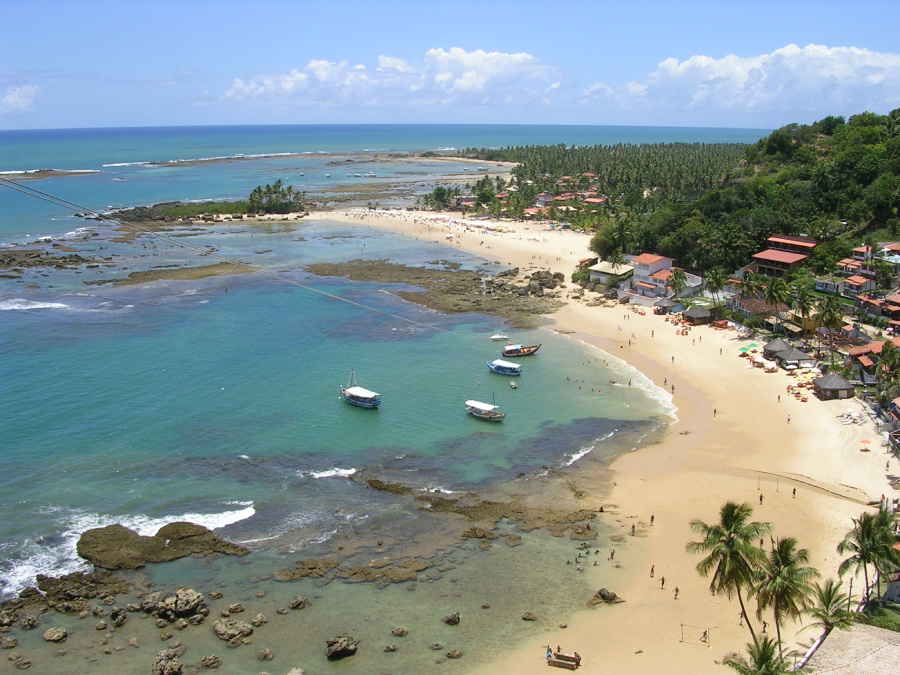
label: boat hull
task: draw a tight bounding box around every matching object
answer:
[341,389,381,408]
[466,407,505,421]
[501,344,541,358]
[487,361,521,376]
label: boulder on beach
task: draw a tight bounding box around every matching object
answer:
[522,612,537,621]
[588,588,624,605]
[76,522,249,570]
[325,634,359,659]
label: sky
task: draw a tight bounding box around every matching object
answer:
[1,0,898,130]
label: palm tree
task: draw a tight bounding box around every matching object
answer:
[739,274,763,301]
[686,502,772,641]
[817,296,845,366]
[754,537,820,656]
[722,636,791,675]
[804,579,855,634]
[669,267,688,299]
[872,507,900,604]
[792,286,815,337]
[837,511,880,608]
[764,278,790,335]
[607,247,625,269]
[705,268,727,316]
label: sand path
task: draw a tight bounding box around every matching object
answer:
[309,209,897,673]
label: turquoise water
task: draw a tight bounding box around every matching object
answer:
[0,124,747,598]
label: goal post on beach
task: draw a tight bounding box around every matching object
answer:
[680,623,713,649]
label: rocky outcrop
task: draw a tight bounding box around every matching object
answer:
[152,648,183,675]
[198,655,221,669]
[522,612,537,621]
[41,627,67,643]
[1,637,18,649]
[288,596,309,610]
[325,634,359,659]
[447,649,463,658]
[76,522,249,570]
[442,612,460,625]
[391,627,408,637]
[588,588,624,605]
[212,618,253,646]
[138,588,209,626]
[275,557,339,581]
[384,644,397,652]
[460,527,497,540]
[251,613,267,627]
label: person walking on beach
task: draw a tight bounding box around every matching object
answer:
[660,577,666,590]
[673,587,679,600]
[759,494,764,505]
[650,514,655,525]
[609,549,615,560]
[762,621,768,634]
[739,611,744,627]
[650,565,655,578]
[631,523,636,536]
[792,487,796,498]
[778,394,781,403]
[713,408,717,417]
[787,414,791,424]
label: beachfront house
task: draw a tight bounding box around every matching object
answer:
[812,373,855,400]
[588,260,633,287]
[843,275,877,296]
[815,275,844,294]
[626,253,702,299]
[749,234,817,279]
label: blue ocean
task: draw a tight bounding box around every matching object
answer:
[0,125,762,674]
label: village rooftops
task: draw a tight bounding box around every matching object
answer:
[649,268,674,281]
[752,249,808,264]
[845,275,871,285]
[631,253,671,265]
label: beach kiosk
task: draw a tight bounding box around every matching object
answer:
[763,338,791,358]
[773,347,816,369]
[654,297,676,315]
[812,373,856,400]
[683,307,712,325]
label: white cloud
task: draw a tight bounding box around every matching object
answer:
[224,47,559,108]
[583,44,900,114]
[0,85,39,114]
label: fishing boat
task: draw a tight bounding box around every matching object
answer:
[340,370,381,409]
[501,343,541,357]
[487,359,522,376]
[465,399,505,421]
[489,333,509,341]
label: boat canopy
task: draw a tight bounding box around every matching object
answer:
[345,386,380,398]
[491,359,521,370]
[465,400,499,412]
[505,344,523,350]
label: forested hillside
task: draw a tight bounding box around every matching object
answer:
[590,110,900,275]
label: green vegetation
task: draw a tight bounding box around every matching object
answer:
[463,142,748,203]
[687,501,900,668]
[247,179,305,214]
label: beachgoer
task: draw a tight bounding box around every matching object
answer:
[887,461,890,471]
[650,514,655,525]
[574,653,581,666]
[787,414,791,424]
[610,549,615,560]
[628,379,632,387]
[631,524,636,536]
[759,494,764,505]
[652,330,655,337]
[762,621,768,634]
[599,506,604,513]
[547,646,552,661]
[660,576,665,590]
[692,339,695,346]
[664,378,667,385]
[650,565,655,578]
[719,347,722,355]
[593,560,597,566]
[557,646,561,654]
[673,587,679,599]
[699,335,702,343]
[778,395,781,403]
[671,384,675,394]
[672,356,675,363]
[739,611,744,626]
[713,408,717,417]
[700,630,708,643]
[792,487,796,498]
[760,538,764,548]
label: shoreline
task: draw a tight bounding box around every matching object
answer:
[311,208,897,674]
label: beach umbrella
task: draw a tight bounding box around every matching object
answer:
[860,439,871,444]
[739,347,749,352]
[748,343,759,348]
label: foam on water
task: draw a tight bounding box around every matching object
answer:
[303,468,357,479]
[0,504,255,598]
[562,430,616,466]
[0,299,72,311]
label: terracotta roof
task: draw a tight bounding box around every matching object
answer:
[886,294,900,304]
[858,355,875,368]
[736,296,789,314]
[768,235,817,248]
[859,295,884,305]
[650,269,674,281]
[631,253,670,265]
[852,245,871,253]
[752,249,807,264]
[885,242,900,251]
[584,198,606,204]
[845,275,870,285]
[636,281,656,290]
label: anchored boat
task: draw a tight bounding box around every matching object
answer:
[340,370,381,409]
[501,343,541,357]
[489,333,509,341]
[487,359,522,376]
[465,399,505,421]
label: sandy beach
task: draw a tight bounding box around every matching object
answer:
[310,209,898,673]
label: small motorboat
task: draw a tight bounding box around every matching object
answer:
[489,333,509,341]
[325,173,331,177]
[487,359,522,376]
[340,370,381,409]
[502,343,541,358]
[509,381,518,389]
[465,399,505,421]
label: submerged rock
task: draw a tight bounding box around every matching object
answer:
[588,588,624,605]
[257,648,273,661]
[325,634,359,659]
[151,648,183,675]
[522,612,537,621]
[41,627,67,643]
[442,612,460,625]
[288,597,309,610]
[384,644,398,652]
[198,655,220,669]
[77,522,249,570]
[447,649,463,659]
[251,613,267,627]
[1,637,18,649]
[391,627,408,637]
[212,619,253,643]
